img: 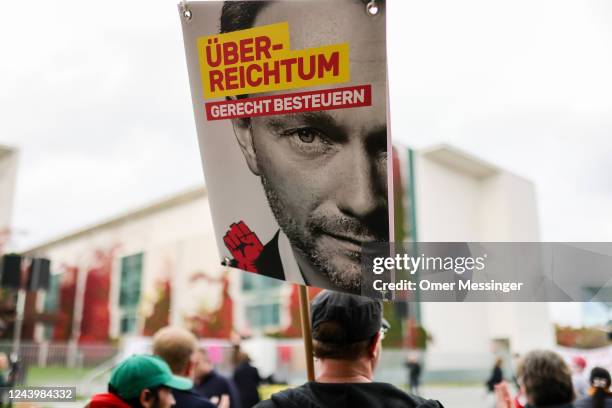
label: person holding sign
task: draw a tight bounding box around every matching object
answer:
[254,290,444,408]
[220,0,390,294]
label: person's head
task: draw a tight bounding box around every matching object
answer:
[517,350,574,407]
[114,386,174,408]
[236,351,251,365]
[494,357,504,368]
[108,355,192,408]
[589,367,612,408]
[193,348,214,381]
[590,366,611,390]
[223,0,389,292]
[310,290,388,379]
[572,355,587,373]
[152,326,198,378]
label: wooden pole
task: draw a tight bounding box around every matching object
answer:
[298,285,315,381]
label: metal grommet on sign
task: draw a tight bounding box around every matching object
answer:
[366,0,379,16]
[180,1,193,21]
[221,256,232,266]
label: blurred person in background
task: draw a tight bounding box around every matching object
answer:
[88,354,192,408]
[194,348,241,408]
[254,290,444,408]
[495,350,575,408]
[487,357,505,395]
[575,367,612,408]
[153,326,219,408]
[572,356,590,400]
[233,351,262,408]
[404,355,422,396]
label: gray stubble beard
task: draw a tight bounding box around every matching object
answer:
[259,172,363,292]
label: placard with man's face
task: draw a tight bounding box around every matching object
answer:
[180,0,391,293]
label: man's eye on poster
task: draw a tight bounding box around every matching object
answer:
[180,0,390,294]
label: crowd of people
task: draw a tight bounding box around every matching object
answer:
[86,290,611,408]
[492,351,611,408]
[87,290,444,408]
[87,322,269,408]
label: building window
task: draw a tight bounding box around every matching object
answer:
[120,312,138,334]
[43,273,61,312]
[246,302,280,329]
[42,273,61,340]
[241,272,284,331]
[119,253,143,334]
[242,272,282,292]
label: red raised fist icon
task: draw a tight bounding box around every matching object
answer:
[223,221,263,272]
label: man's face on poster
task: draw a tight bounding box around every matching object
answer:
[233,1,388,292]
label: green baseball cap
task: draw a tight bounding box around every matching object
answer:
[109,355,193,399]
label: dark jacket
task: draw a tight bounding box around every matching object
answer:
[253,381,444,408]
[195,370,242,408]
[254,232,285,280]
[405,362,422,384]
[174,388,217,408]
[233,361,262,408]
[575,393,612,408]
[486,366,503,392]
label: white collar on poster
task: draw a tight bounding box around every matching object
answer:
[278,231,306,286]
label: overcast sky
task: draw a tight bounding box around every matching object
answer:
[1,0,611,254]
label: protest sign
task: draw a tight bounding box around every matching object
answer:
[180,0,391,294]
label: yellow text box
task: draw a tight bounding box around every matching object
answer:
[197,22,350,99]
